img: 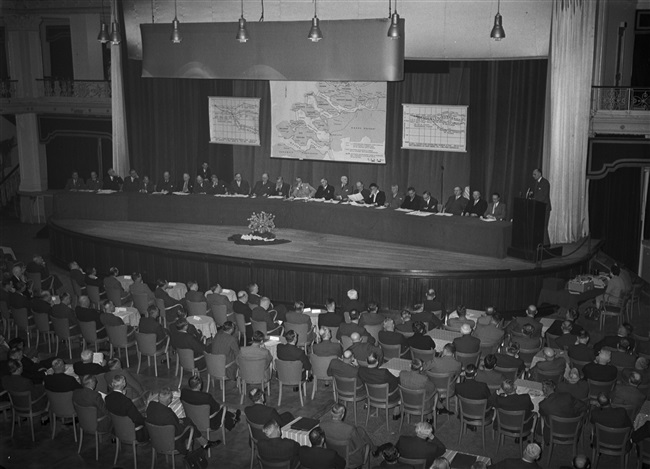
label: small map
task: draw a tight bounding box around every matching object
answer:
[208,97,260,146]
[270,81,387,164]
[402,104,468,152]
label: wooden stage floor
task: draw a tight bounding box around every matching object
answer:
[55,219,596,273]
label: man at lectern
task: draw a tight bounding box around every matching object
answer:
[528,168,551,246]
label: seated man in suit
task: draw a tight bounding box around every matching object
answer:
[395,421,446,467]
[138,304,169,350]
[568,330,595,364]
[277,329,312,379]
[401,187,423,210]
[358,353,401,419]
[1,359,48,416]
[105,375,148,442]
[27,254,63,293]
[494,343,526,377]
[318,298,344,329]
[103,168,123,191]
[207,174,227,195]
[410,304,443,331]
[179,172,193,193]
[285,301,316,340]
[104,357,146,402]
[194,175,209,194]
[31,290,54,315]
[341,289,364,316]
[257,420,300,466]
[400,358,437,402]
[394,309,414,334]
[251,297,283,336]
[590,393,633,429]
[73,374,112,432]
[73,349,109,376]
[490,443,542,469]
[75,295,107,338]
[272,176,291,198]
[155,279,185,322]
[384,184,405,209]
[171,319,207,369]
[327,350,365,397]
[483,192,507,221]
[476,354,506,388]
[352,181,370,201]
[51,292,80,335]
[44,358,81,392]
[122,169,140,192]
[365,183,386,206]
[229,173,250,195]
[420,191,438,213]
[473,313,505,349]
[512,323,543,352]
[85,171,102,191]
[244,387,294,428]
[69,261,86,291]
[251,173,274,197]
[338,310,375,344]
[348,332,383,364]
[158,171,174,193]
[99,300,136,341]
[554,320,579,350]
[312,327,342,357]
[146,386,219,453]
[447,305,476,330]
[210,321,239,380]
[539,380,587,443]
[529,347,567,381]
[291,177,317,199]
[359,301,385,327]
[238,331,273,382]
[205,283,234,316]
[442,186,468,215]
[138,175,155,193]
[453,323,480,354]
[334,175,352,201]
[299,427,346,469]
[489,379,535,424]
[463,190,487,217]
[455,364,493,402]
[314,178,335,200]
[184,280,208,304]
[582,350,618,383]
[128,272,156,306]
[407,321,436,351]
[611,371,645,414]
[507,305,543,339]
[320,403,375,468]
[557,367,589,401]
[378,318,409,355]
[609,338,637,370]
[103,267,132,305]
[181,375,240,431]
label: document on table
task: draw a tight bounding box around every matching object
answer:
[395,208,413,212]
[480,217,496,222]
[347,193,365,203]
[405,211,434,217]
[434,212,453,216]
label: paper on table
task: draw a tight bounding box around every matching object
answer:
[123,275,132,280]
[151,191,165,195]
[405,211,434,217]
[347,193,365,202]
[168,282,176,286]
[324,199,340,204]
[395,208,413,212]
[267,196,284,199]
[375,205,387,209]
[480,217,496,222]
[434,212,453,216]
[115,307,126,312]
[172,192,189,195]
[96,190,116,194]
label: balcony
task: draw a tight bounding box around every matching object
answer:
[0,78,112,116]
[590,86,650,136]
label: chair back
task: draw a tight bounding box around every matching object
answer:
[328,326,339,343]
[209,304,229,326]
[365,382,391,408]
[247,418,266,446]
[79,320,99,345]
[275,359,303,385]
[494,366,521,381]
[46,390,75,418]
[12,307,31,332]
[187,300,208,316]
[570,358,591,376]
[238,355,270,383]
[639,438,650,465]
[594,423,631,456]
[611,402,639,422]
[96,373,108,394]
[252,319,268,337]
[205,352,228,380]
[74,402,98,433]
[425,370,458,399]
[106,324,129,347]
[234,313,249,344]
[33,311,51,334]
[131,293,150,316]
[532,367,564,385]
[257,456,293,469]
[309,354,336,380]
[51,316,72,339]
[363,324,383,343]
[135,332,157,355]
[545,333,560,349]
[340,335,353,350]
[518,344,542,365]
[7,389,37,413]
[547,414,584,444]
[455,350,481,369]
[145,422,177,453]
[496,408,531,436]
[398,457,428,469]
[587,378,617,399]
[410,347,435,363]
[86,285,102,308]
[110,412,137,443]
[378,341,402,360]
[26,272,42,294]
[457,396,489,421]
[399,385,436,416]
[333,375,365,401]
[480,341,500,357]
[177,348,199,371]
[182,401,211,431]
[284,322,312,348]
[105,288,123,307]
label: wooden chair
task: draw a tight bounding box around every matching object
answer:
[74,402,111,461]
[326,434,371,469]
[257,455,295,469]
[329,326,340,344]
[105,287,130,307]
[398,385,438,432]
[592,423,631,468]
[587,378,617,399]
[284,322,315,353]
[155,297,182,329]
[131,292,150,317]
[247,418,266,469]
[51,316,83,360]
[600,295,628,330]
[410,347,435,363]
[519,343,543,367]
[79,320,108,352]
[495,408,537,456]
[110,412,148,469]
[11,307,37,348]
[7,389,50,442]
[46,389,78,441]
[182,401,225,457]
[135,332,170,376]
[570,358,592,377]
[494,365,523,381]
[234,312,251,346]
[530,367,564,385]
[275,359,307,406]
[33,310,55,353]
[546,414,585,465]
[545,332,560,349]
[365,382,400,432]
[333,376,367,425]
[455,350,481,369]
[187,300,208,316]
[106,324,136,368]
[209,303,229,326]
[237,355,271,404]
[0,390,10,422]
[397,457,428,469]
[309,354,336,400]
[176,347,207,389]
[378,341,407,360]
[86,285,103,309]
[425,370,460,418]
[146,422,192,469]
[362,323,383,344]
[457,396,495,449]
[204,352,237,402]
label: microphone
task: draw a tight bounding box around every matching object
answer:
[525,188,532,199]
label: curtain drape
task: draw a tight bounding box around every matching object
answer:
[111,0,130,176]
[544,0,597,243]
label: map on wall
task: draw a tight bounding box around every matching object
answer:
[270,81,387,164]
[208,97,261,146]
[402,104,468,152]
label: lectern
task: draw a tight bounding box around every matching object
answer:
[507,197,562,261]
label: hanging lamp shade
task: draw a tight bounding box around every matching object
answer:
[97,22,110,43]
[110,21,121,45]
[387,12,400,39]
[308,17,323,42]
[490,12,505,40]
[236,17,250,42]
[170,18,182,43]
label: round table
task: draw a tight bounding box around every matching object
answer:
[117,275,134,291]
[167,282,187,301]
[187,315,217,339]
[113,306,141,327]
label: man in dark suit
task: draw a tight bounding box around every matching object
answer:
[122,169,140,192]
[476,354,506,387]
[171,319,206,369]
[272,176,291,198]
[31,290,53,315]
[105,375,148,442]
[1,359,48,413]
[395,421,446,467]
[139,175,155,193]
[44,358,81,392]
[129,272,156,305]
[463,190,488,217]
[506,305,543,338]
[401,187,423,210]
[318,298,344,329]
[489,379,535,421]
[529,168,551,246]
[298,427,346,469]
[244,387,294,427]
[365,183,386,206]
[73,374,112,432]
[277,329,312,379]
[456,364,492,401]
[407,321,436,351]
[529,347,567,380]
[484,192,507,220]
[194,175,209,193]
[158,171,175,193]
[229,173,250,195]
[378,318,409,355]
[206,284,234,316]
[138,304,169,344]
[495,344,526,376]
[420,191,438,212]
[314,178,335,200]
[554,320,579,350]
[399,358,437,402]
[210,321,239,380]
[312,327,342,357]
[442,186,469,215]
[180,375,239,431]
[326,350,365,399]
[99,301,136,340]
[353,181,370,201]
[73,349,109,376]
[490,443,542,469]
[197,162,211,181]
[568,330,595,363]
[320,403,375,468]
[85,171,102,191]
[184,281,207,304]
[473,313,505,347]
[257,419,300,466]
[348,332,383,363]
[338,310,375,344]
[65,171,85,190]
[453,324,480,354]
[538,380,587,443]
[208,174,227,195]
[251,172,274,197]
[69,260,86,290]
[27,254,63,292]
[611,371,645,414]
[582,350,618,383]
[103,168,122,191]
[103,267,132,305]
[557,367,589,401]
[358,353,400,418]
[593,322,635,353]
[251,297,283,336]
[590,393,633,429]
[51,292,80,335]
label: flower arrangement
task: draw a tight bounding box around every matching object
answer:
[243,211,276,240]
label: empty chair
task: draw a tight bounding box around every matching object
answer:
[12,307,37,348]
[46,390,77,442]
[237,355,272,404]
[146,422,193,469]
[204,352,236,402]
[275,359,307,406]
[135,332,170,377]
[398,385,438,432]
[51,316,83,360]
[105,324,136,368]
[333,376,367,425]
[110,412,148,469]
[7,389,50,442]
[309,354,336,400]
[186,300,208,316]
[79,320,108,352]
[181,401,225,457]
[33,311,54,353]
[365,382,400,432]
[74,403,111,461]
[457,396,495,449]
[600,296,628,330]
[176,348,207,389]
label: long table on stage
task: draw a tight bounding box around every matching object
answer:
[52,192,512,258]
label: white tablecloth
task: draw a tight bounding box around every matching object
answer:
[540,317,555,336]
[117,275,133,291]
[514,379,545,412]
[634,401,650,430]
[113,306,140,327]
[446,308,485,323]
[220,289,237,302]
[281,417,312,447]
[187,315,217,338]
[426,328,462,352]
[167,282,188,301]
[381,358,411,377]
[303,308,324,328]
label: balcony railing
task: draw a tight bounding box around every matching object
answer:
[0,79,18,98]
[591,87,650,112]
[36,78,111,99]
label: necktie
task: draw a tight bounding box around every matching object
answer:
[492,203,497,214]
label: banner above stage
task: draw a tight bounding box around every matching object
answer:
[270,81,387,165]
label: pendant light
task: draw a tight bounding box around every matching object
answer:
[308,0,323,42]
[236,0,250,43]
[490,0,506,41]
[170,0,182,43]
[97,0,110,43]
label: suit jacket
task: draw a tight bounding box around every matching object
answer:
[285,311,312,326]
[327,359,361,382]
[453,335,481,354]
[554,333,578,351]
[105,390,145,427]
[211,331,240,363]
[233,301,253,322]
[257,436,300,464]
[359,312,385,327]
[318,311,344,328]
[251,306,279,332]
[179,179,194,193]
[99,311,125,327]
[252,180,274,197]
[473,324,505,345]
[245,403,287,427]
[385,192,405,209]
[158,179,175,193]
[455,379,492,401]
[407,333,436,351]
[582,362,618,382]
[73,361,109,376]
[180,388,223,428]
[139,180,155,193]
[155,287,183,308]
[238,346,273,374]
[539,392,587,421]
[489,393,534,419]
[315,185,335,200]
[65,178,85,190]
[44,373,82,392]
[567,344,595,363]
[611,384,646,411]
[443,195,468,215]
[365,190,386,206]
[197,167,211,180]
[420,196,438,213]
[298,446,346,469]
[122,176,140,193]
[104,275,127,296]
[557,380,589,400]
[31,297,52,315]
[320,420,373,468]
[70,268,86,287]
[146,400,188,452]
[490,458,542,469]
[206,292,233,314]
[358,367,398,395]
[194,181,209,194]
[594,335,635,353]
[591,406,632,428]
[338,323,375,344]
[208,180,227,195]
[428,356,462,376]
[229,179,250,195]
[85,178,103,190]
[401,194,423,210]
[292,183,317,198]
[396,435,446,467]
[495,353,526,374]
[272,182,291,198]
[508,316,543,338]
[532,176,551,210]
[171,330,206,358]
[410,312,443,330]
[463,198,487,217]
[277,343,312,371]
[485,201,507,220]
[347,342,383,363]
[130,281,156,302]
[185,290,207,304]
[72,387,112,431]
[476,369,505,387]
[531,357,566,377]
[138,316,168,342]
[334,184,352,201]
[103,175,123,191]
[312,341,342,357]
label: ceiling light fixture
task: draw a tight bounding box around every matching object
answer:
[490,0,506,41]
[109,0,122,45]
[387,0,400,39]
[97,0,110,43]
[170,0,182,43]
[236,0,250,43]
[308,0,323,42]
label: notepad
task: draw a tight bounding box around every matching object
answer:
[450,453,477,468]
[290,417,319,431]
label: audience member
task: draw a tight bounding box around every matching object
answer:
[298,426,346,469]
[73,349,109,376]
[395,421,446,467]
[105,375,148,442]
[180,375,240,431]
[244,387,294,428]
[210,321,239,380]
[257,419,300,466]
[44,358,81,392]
[312,327,342,357]
[320,403,375,467]
[72,374,112,432]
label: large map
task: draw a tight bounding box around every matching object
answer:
[208,97,260,146]
[270,81,387,164]
[402,104,468,152]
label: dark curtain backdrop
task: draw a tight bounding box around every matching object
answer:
[589,167,643,270]
[468,59,548,217]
